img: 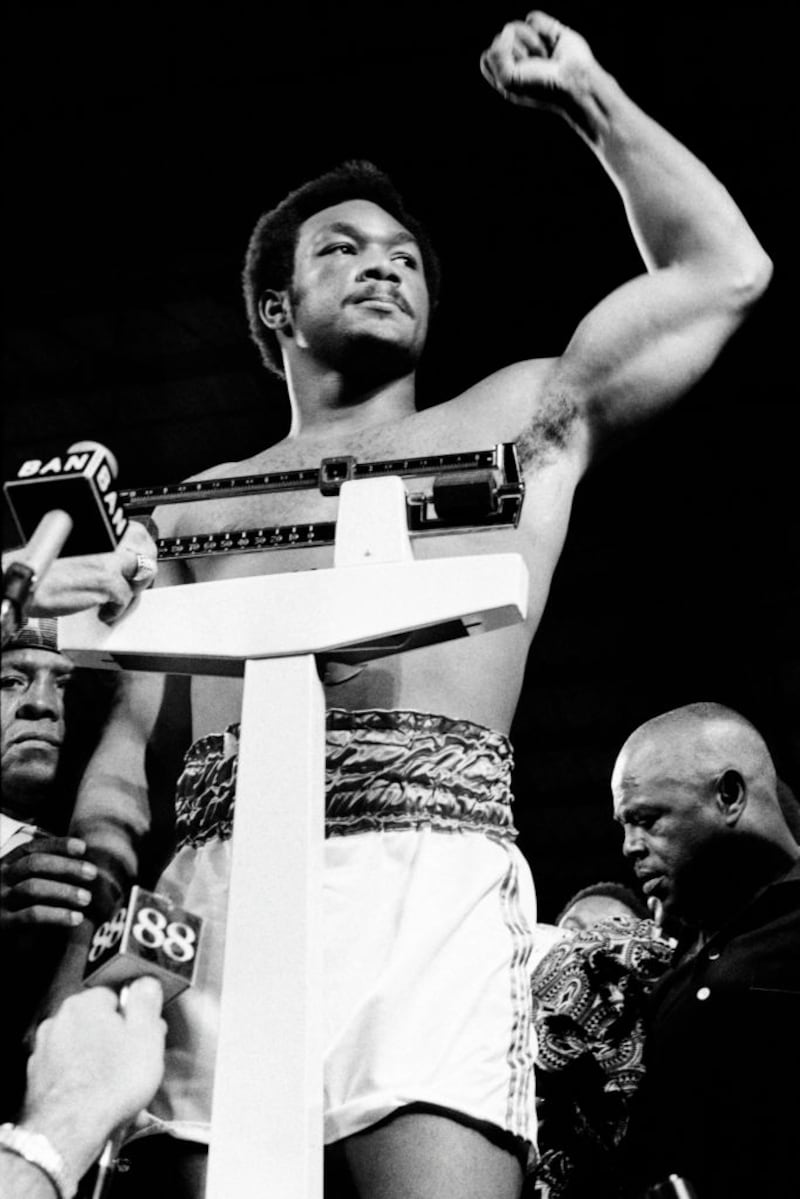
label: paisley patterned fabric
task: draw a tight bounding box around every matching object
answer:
[530,918,674,1198]
[173,708,518,853]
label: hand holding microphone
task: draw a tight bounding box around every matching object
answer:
[5,979,167,1199]
[20,518,159,624]
[81,886,203,1198]
[1,510,74,644]
[3,440,159,637]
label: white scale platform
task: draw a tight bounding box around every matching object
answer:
[58,476,529,1198]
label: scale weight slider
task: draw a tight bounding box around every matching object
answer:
[84,884,203,1003]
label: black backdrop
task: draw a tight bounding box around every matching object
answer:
[4,2,797,918]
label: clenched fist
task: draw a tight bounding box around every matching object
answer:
[481,11,605,140]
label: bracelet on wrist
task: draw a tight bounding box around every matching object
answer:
[0,1122,78,1199]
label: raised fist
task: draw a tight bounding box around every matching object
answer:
[480,10,599,129]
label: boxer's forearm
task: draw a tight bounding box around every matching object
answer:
[35,746,153,1023]
[69,671,163,894]
[69,771,150,892]
[570,59,771,293]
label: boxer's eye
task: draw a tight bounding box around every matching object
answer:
[392,251,419,269]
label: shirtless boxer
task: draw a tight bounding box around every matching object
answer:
[62,12,771,1198]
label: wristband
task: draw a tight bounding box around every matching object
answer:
[0,1122,77,1199]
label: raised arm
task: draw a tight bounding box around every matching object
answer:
[69,668,164,892]
[480,11,772,453]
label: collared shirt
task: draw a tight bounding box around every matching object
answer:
[0,812,39,858]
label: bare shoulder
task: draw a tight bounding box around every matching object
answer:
[449,358,589,474]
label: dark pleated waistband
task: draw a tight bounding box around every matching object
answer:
[173,708,517,853]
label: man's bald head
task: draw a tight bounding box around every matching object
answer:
[615,703,778,812]
[612,703,796,930]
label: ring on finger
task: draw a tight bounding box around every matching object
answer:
[131,553,158,584]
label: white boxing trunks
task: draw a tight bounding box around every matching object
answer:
[140,709,538,1159]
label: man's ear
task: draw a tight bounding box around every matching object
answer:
[715,769,746,823]
[258,290,291,331]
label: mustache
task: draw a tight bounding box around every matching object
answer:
[347,286,413,317]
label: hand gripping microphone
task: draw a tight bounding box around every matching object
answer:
[4,440,129,556]
[1,509,73,645]
[83,886,203,1199]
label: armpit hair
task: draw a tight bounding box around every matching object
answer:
[516,392,580,471]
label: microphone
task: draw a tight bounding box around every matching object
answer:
[1,509,74,645]
[83,883,203,1003]
[83,886,203,1199]
[3,440,129,556]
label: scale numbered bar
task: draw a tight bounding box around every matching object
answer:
[121,448,506,511]
[157,523,337,559]
[129,444,524,560]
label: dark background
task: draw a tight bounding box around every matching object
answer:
[4,2,797,919]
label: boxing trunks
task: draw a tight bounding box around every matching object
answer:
[136,709,538,1158]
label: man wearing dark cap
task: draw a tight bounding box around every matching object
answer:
[1,618,100,1117]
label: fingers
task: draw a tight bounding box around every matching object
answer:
[27,518,159,621]
[525,10,567,46]
[120,518,159,574]
[56,978,164,1025]
[480,19,561,101]
[128,552,159,588]
[1,838,98,924]
[27,553,133,620]
[2,839,97,884]
[98,526,159,623]
[122,977,166,1028]
[96,555,139,623]
[1,901,88,928]
[67,985,120,1017]
[101,520,158,622]
[33,986,119,1054]
[4,835,92,862]
[480,10,592,114]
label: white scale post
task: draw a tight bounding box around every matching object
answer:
[58,475,529,1199]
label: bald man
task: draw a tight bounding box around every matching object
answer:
[611,703,800,1199]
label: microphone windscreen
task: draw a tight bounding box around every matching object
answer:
[4,441,129,555]
[83,885,203,1004]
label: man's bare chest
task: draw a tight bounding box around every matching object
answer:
[165,414,494,537]
[154,399,579,588]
